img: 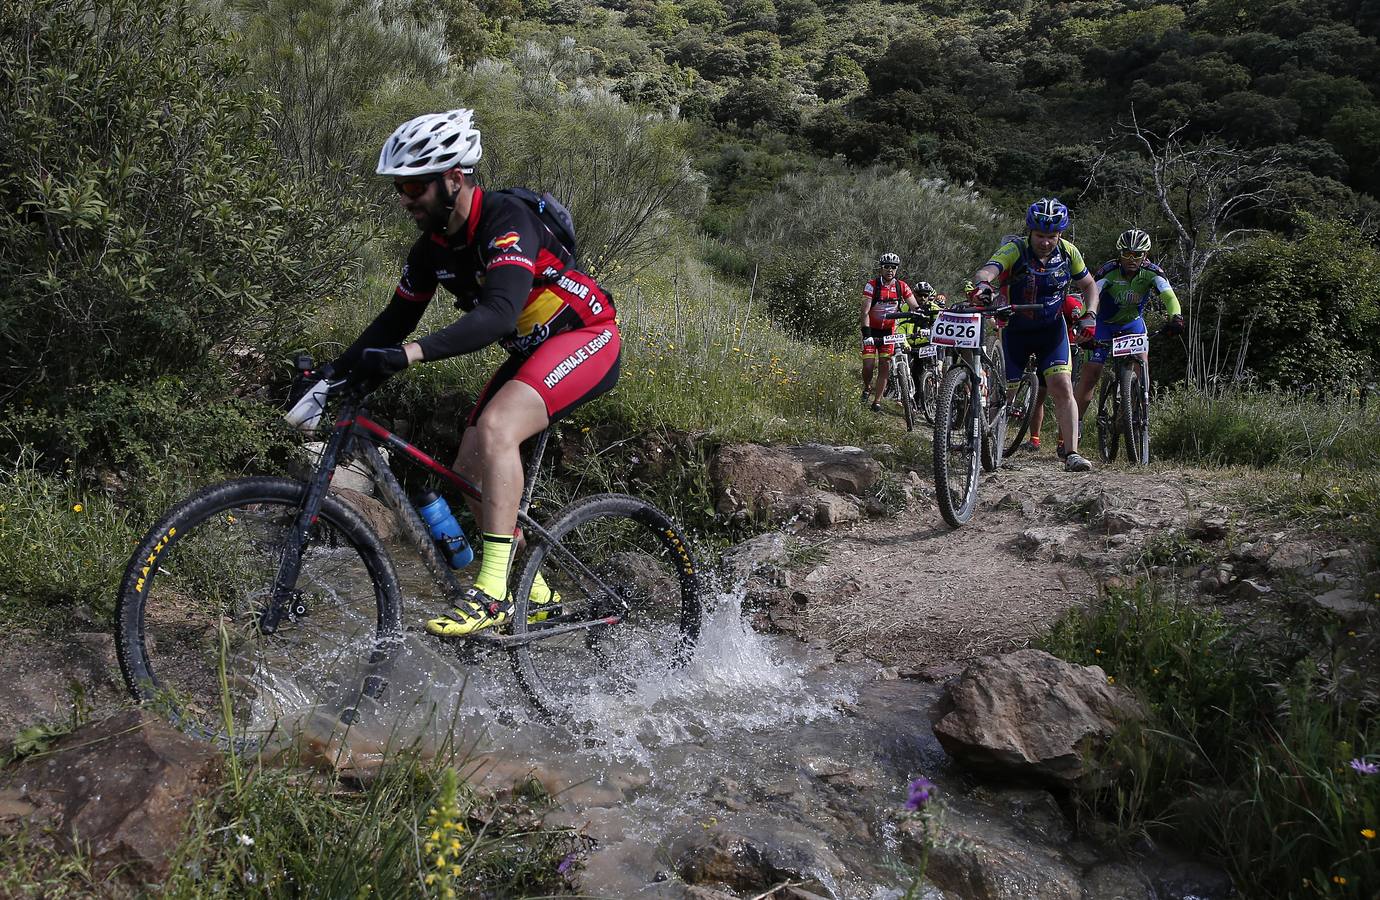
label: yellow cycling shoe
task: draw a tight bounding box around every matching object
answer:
[425,587,511,638]
[507,579,563,623]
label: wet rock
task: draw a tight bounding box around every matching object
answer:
[982,787,1072,845]
[908,813,1082,900]
[917,662,965,682]
[1081,862,1152,899]
[1014,526,1082,560]
[719,532,790,587]
[930,649,1143,785]
[0,710,222,881]
[711,444,809,519]
[334,489,398,541]
[674,829,840,895]
[1149,859,1235,900]
[815,492,864,527]
[785,443,881,497]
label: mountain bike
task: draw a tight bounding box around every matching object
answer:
[1091,328,1163,465]
[881,311,938,432]
[115,370,702,746]
[929,302,1041,526]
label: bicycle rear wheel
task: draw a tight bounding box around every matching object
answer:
[510,494,702,723]
[896,358,916,432]
[934,366,980,527]
[919,364,941,425]
[115,477,403,748]
[1096,374,1120,463]
[1004,372,1038,456]
[981,343,1006,472]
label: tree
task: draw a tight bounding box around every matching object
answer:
[1090,114,1287,387]
[0,0,362,467]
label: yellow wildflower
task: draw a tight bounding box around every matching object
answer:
[72,503,83,513]
[1107,676,1116,685]
[1362,828,1376,840]
[1332,875,1347,885]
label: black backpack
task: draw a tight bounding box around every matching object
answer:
[495,187,578,264]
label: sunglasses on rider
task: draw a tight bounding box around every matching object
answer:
[881,263,899,269]
[1120,251,1148,262]
[393,176,440,198]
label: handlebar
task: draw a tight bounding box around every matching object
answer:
[882,310,937,322]
[1086,326,1168,349]
[945,302,1044,316]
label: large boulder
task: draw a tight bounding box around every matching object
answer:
[0,710,223,880]
[710,444,810,520]
[784,444,881,497]
[930,650,1142,785]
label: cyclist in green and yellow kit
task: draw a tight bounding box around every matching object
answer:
[1073,228,1185,423]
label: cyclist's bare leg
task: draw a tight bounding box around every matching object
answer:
[1029,383,1049,438]
[1046,370,1080,453]
[1075,360,1103,420]
[873,358,891,403]
[453,382,550,552]
[861,358,875,396]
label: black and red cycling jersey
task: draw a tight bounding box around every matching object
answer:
[335,186,615,369]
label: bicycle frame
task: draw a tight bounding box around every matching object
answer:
[262,384,625,646]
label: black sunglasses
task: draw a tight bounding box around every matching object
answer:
[393,175,442,198]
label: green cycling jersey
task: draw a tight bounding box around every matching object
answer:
[1093,260,1182,326]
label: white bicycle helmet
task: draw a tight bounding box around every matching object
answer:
[1116,228,1152,254]
[879,252,901,266]
[376,109,483,177]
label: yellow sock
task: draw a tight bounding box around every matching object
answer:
[473,532,513,600]
[531,570,554,603]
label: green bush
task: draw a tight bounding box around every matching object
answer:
[0,0,364,470]
[1043,582,1380,898]
[1151,386,1380,468]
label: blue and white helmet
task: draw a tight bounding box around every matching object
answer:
[377,109,483,177]
[1025,197,1070,232]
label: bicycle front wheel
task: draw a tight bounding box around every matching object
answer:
[510,494,702,723]
[981,343,1006,472]
[934,366,980,527]
[1123,364,1149,465]
[115,477,404,747]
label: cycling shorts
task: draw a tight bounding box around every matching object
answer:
[468,322,622,427]
[1089,317,1146,365]
[1002,321,1070,383]
[861,326,896,359]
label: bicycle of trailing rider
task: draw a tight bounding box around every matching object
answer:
[929,302,1042,526]
[115,372,703,746]
[882,310,938,431]
[894,312,944,425]
[1004,353,1041,456]
[1090,328,1163,465]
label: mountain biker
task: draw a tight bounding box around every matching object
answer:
[1024,293,1086,452]
[861,252,919,412]
[1073,228,1184,422]
[895,281,946,396]
[304,109,619,637]
[970,198,1100,472]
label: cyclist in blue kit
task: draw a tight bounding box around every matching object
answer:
[970,198,1100,472]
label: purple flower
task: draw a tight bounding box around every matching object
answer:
[557,853,576,875]
[1351,758,1379,776]
[905,777,935,811]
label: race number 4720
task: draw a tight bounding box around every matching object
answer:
[932,312,982,348]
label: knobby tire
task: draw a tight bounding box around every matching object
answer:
[1122,365,1148,465]
[981,343,1006,472]
[1096,374,1120,463]
[934,366,979,527]
[1004,372,1038,456]
[115,477,403,749]
[896,359,916,432]
[509,493,702,723]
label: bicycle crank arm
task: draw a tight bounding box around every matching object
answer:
[467,615,622,648]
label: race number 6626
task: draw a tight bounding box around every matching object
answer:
[932,312,982,348]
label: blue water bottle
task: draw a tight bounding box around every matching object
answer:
[415,491,474,568]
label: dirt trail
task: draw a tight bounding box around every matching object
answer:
[771,450,1225,669]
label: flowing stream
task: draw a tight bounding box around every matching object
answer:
[281,564,949,899]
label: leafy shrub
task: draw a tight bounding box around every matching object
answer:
[0,0,364,471]
[1151,386,1380,468]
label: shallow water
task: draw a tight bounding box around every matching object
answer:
[273,563,948,898]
